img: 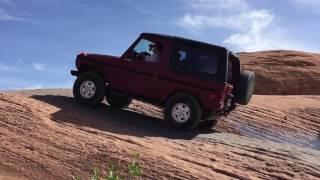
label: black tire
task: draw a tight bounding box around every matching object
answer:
[199,112,220,130]
[73,72,105,106]
[236,70,255,105]
[198,120,219,130]
[164,93,202,130]
[106,93,132,108]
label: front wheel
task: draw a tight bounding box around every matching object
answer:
[164,93,202,130]
[73,72,105,106]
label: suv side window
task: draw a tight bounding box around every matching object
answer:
[197,55,218,75]
[171,43,219,77]
[178,51,187,61]
[171,46,195,73]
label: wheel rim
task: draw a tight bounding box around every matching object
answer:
[171,103,191,123]
[80,80,96,99]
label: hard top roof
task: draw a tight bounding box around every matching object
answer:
[141,32,228,52]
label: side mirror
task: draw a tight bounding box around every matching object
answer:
[149,44,154,52]
[131,51,140,59]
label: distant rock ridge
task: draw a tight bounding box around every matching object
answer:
[238,50,320,95]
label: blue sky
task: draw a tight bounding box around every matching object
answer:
[0,0,320,90]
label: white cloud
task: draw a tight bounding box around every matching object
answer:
[0,61,66,74]
[32,63,46,71]
[0,0,13,5]
[177,9,273,33]
[223,28,316,52]
[19,80,73,90]
[0,77,39,90]
[0,60,72,90]
[293,0,320,7]
[176,0,319,52]
[0,76,73,90]
[119,0,164,18]
[55,80,73,88]
[0,61,20,71]
[24,85,43,90]
[291,0,320,13]
[0,8,37,23]
[185,0,249,12]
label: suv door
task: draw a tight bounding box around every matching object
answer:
[117,38,162,99]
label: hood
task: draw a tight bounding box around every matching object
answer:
[76,53,121,68]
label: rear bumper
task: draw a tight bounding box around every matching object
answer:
[205,94,236,118]
[223,94,236,112]
[70,70,80,76]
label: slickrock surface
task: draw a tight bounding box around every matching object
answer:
[1,90,319,179]
[238,50,320,95]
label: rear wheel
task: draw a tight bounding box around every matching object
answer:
[199,120,219,130]
[106,93,132,108]
[198,112,221,130]
[73,72,105,106]
[164,93,202,130]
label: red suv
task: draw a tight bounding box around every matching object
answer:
[71,33,255,130]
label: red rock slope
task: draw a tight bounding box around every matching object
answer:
[238,50,320,95]
[0,90,320,179]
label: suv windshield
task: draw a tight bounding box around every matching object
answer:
[133,39,154,55]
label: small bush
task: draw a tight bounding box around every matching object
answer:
[73,154,142,180]
[128,154,141,178]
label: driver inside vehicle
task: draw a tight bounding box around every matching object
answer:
[145,43,162,63]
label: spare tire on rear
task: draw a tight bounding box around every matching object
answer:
[235,70,255,105]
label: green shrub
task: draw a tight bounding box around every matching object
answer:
[128,154,141,178]
[73,154,141,180]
